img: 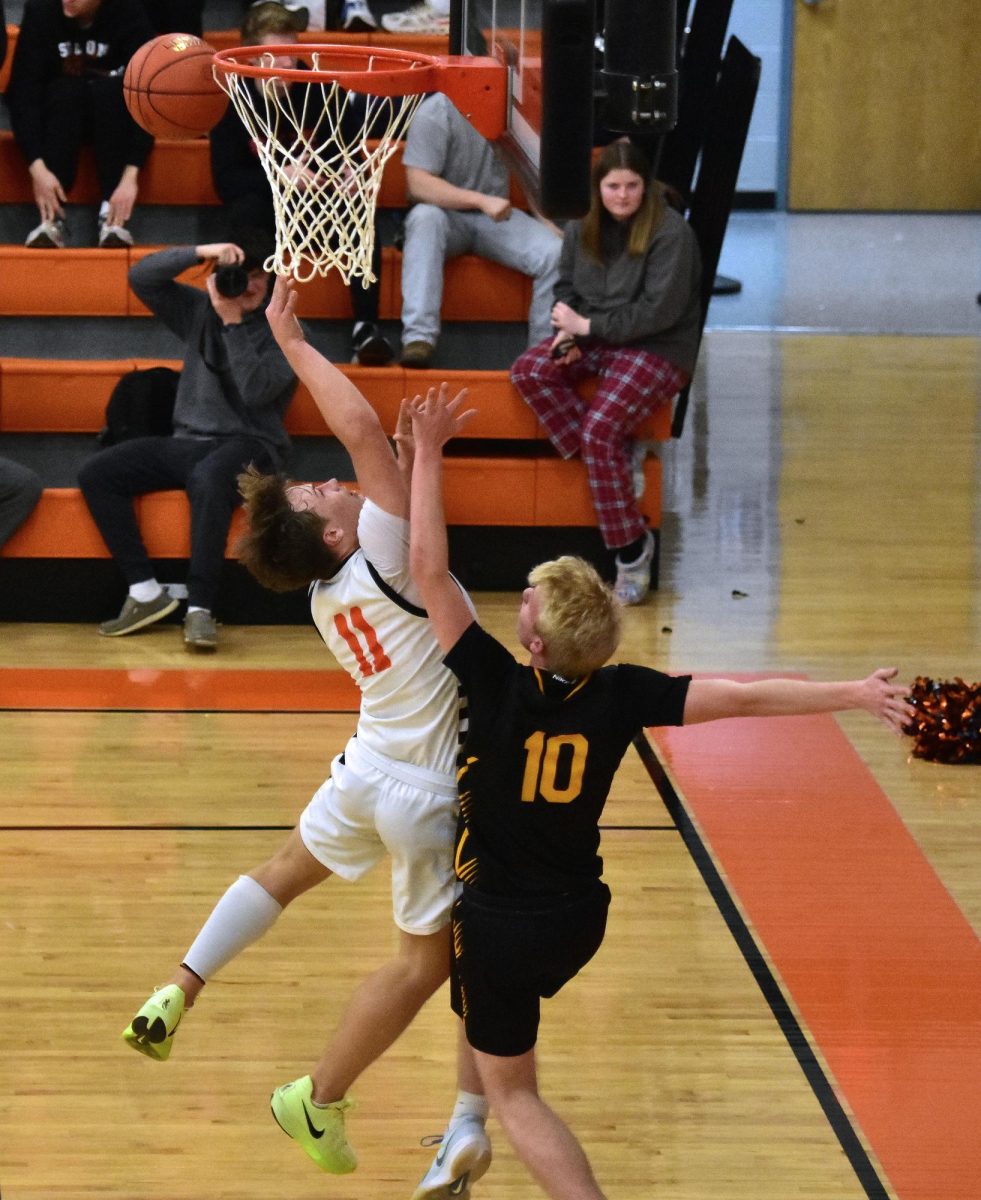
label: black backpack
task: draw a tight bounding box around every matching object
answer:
[98,367,180,446]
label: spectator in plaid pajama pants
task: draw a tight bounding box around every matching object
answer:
[510,141,702,605]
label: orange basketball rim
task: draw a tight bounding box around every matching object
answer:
[212,43,507,140]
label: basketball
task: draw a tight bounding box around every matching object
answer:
[123,34,229,140]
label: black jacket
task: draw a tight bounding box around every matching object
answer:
[5,0,154,166]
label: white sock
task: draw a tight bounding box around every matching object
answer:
[129,579,163,603]
[182,875,283,980]
[449,1090,489,1129]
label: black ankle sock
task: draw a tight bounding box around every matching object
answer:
[618,534,647,564]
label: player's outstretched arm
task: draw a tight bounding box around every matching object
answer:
[265,275,405,515]
[683,668,915,734]
[409,384,478,653]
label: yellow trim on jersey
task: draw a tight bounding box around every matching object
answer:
[455,826,479,883]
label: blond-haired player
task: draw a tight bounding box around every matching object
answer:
[407,384,915,1200]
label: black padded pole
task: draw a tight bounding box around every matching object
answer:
[448,0,463,56]
[539,0,596,217]
[601,0,678,132]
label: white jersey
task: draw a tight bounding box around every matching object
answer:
[309,499,468,775]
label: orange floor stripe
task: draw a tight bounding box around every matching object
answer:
[647,708,981,1200]
[0,667,360,711]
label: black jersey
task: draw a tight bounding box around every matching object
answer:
[444,622,691,897]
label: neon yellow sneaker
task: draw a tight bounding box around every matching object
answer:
[412,1117,492,1199]
[270,1075,357,1173]
[121,984,185,1061]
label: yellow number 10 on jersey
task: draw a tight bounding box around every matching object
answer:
[521,732,589,803]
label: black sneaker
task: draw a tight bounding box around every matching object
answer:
[352,321,395,366]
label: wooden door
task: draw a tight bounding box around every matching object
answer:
[788,0,981,210]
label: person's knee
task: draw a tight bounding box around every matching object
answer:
[404,203,450,248]
[186,461,237,508]
[511,344,551,385]
[251,831,329,904]
[475,1048,538,1110]
[23,471,43,509]
[532,235,562,278]
[77,451,110,495]
[397,929,451,995]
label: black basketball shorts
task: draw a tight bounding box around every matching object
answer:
[450,880,612,1058]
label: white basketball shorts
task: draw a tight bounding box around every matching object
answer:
[299,735,460,935]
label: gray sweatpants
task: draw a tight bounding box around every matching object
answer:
[399,205,561,348]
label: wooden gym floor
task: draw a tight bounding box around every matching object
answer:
[0,331,978,1200]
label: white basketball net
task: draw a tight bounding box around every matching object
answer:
[215,53,426,284]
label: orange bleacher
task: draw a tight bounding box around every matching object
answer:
[0,129,527,209]
[1,463,665,560]
[0,241,534,320]
[0,358,670,442]
[0,354,669,563]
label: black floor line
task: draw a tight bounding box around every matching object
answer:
[632,734,890,1200]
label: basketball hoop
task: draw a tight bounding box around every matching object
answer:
[212,44,506,285]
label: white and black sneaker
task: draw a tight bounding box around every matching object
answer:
[380,2,450,34]
[411,1117,492,1200]
[352,320,395,366]
[97,200,134,248]
[99,220,134,248]
[25,218,66,248]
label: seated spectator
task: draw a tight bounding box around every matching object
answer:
[78,238,297,652]
[5,0,156,249]
[139,0,203,35]
[510,141,702,606]
[213,2,395,365]
[0,457,43,550]
[398,92,561,368]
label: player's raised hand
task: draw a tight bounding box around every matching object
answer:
[859,667,917,734]
[393,397,416,475]
[265,275,305,350]
[410,383,477,450]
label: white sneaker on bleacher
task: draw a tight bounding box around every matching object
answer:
[25,219,65,249]
[99,221,134,248]
[342,0,378,30]
[380,2,450,34]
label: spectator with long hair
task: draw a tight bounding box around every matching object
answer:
[510,141,702,605]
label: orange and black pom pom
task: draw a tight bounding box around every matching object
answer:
[903,677,980,765]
